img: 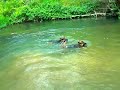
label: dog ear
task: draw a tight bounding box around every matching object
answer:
[83,43,87,47]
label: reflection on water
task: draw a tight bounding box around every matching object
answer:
[0,18,120,90]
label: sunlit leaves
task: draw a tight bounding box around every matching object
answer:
[1,0,119,28]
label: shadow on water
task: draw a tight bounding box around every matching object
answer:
[0,18,120,90]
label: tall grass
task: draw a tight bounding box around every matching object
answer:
[0,0,102,28]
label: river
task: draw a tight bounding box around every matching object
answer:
[0,18,120,90]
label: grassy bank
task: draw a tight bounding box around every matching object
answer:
[0,0,119,28]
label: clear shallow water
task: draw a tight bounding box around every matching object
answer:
[0,18,120,90]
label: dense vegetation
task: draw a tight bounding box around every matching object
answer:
[0,0,119,28]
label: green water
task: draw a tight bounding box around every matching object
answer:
[0,18,120,90]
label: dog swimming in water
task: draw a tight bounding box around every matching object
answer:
[48,37,68,44]
[62,40,87,48]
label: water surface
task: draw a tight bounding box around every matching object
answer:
[0,18,120,90]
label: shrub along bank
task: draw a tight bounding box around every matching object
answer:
[0,0,118,28]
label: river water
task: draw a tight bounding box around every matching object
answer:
[0,18,120,90]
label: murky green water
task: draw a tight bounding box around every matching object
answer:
[0,18,120,90]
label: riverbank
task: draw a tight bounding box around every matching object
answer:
[0,0,119,29]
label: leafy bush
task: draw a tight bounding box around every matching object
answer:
[0,0,102,28]
[0,15,9,28]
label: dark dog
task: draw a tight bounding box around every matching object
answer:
[58,37,68,43]
[49,37,68,44]
[66,40,87,48]
[77,40,87,47]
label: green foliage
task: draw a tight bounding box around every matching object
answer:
[118,10,120,19]
[0,0,101,28]
[0,15,9,28]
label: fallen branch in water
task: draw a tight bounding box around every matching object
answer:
[51,13,106,20]
[71,13,106,19]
